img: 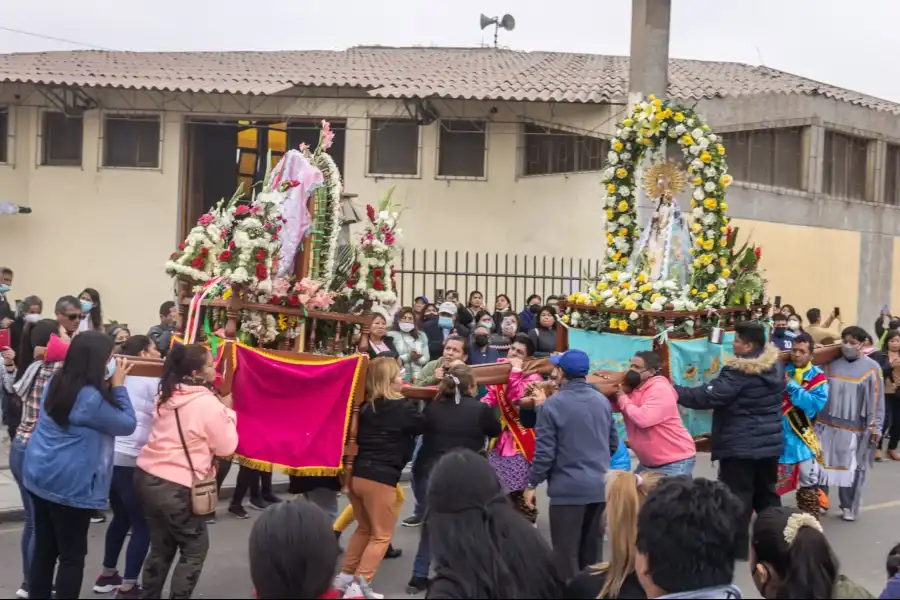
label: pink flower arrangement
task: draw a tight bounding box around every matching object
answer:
[198,213,214,226]
[235,205,251,216]
[307,290,334,310]
[321,119,334,151]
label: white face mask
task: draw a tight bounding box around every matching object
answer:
[398,322,415,333]
[788,320,800,331]
[24,314,41,324]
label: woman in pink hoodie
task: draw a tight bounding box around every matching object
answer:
[613,351,696,476]
[136,344,238,599]
[481,334,543,521]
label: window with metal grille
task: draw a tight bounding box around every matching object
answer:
[368,118,419,175]
[0,107,8,163]
[522,123,608,176]
[103,115,160,168]
[437,120,487,178]
[286,120,347,175]
[42,112,83,166]
[823,131,868,200]
[718,127,804,189]
[884,144,900,206]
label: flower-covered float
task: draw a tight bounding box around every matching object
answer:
[559,96,769,438]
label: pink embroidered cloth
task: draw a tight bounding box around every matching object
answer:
[231,345,362,474]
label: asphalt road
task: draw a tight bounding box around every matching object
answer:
[0,458,897,599]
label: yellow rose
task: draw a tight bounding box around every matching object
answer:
[720,202,729,211]
[597,281,608,290]
[707,283,717,293]
[617,200,629,212]
[613,140,624,152]
[621,281,631,289]
[616,168,628,179]
[623,300,637,311]
[618,320,629,332]
[699,292,709,299]
[700,254,712,266]
[703,240,714,251]
[681,135,695,146]
[690,289,698,296]
[700,151,712,163]
[693,259,701,268]
[609,317,619,328]
[639,283,653,293]
[613,251,622,261]
[623,118,634,127]
[689,247,695,255]
[651,293,662,303]
[690,199,697,208]
[720,174,733,187]
[618,228,629,237]
[720,238,727,247]
[720,226,728,234]
[620,256,629,265]
[722,268,731,278]
[720,258,727,267]
[660,108,672,119]
[561,314,570,323]
[607,233,614,245]
[608,271,619,282]
[692,177,702,185]
[704,197,718,210]
[637,272,646,283]
[607,209,614,220]
[641,138,652,146]
[691,222,701,233]
[568,292,579,302]
[674,112,684,122]
[696,236,705,246]
[611,287,620,296]
[607,183,617,194]
[716,144,726,156]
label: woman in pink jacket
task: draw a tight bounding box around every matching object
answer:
[136,344,238,599]
[613,351,696,476]
[481,334,543,521]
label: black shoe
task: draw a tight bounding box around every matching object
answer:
[406,576,428,594]
[228,505,250,519]
[384,544,402,559]
[401,515,423,527]
[262,494,282,504]
[248,497,270,511]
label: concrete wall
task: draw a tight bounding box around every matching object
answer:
[0,85,898,332]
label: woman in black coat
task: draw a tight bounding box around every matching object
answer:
[366,313,398,359]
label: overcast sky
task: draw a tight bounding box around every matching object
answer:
[2,0,897,102]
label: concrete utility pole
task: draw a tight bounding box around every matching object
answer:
[628,0,672,226]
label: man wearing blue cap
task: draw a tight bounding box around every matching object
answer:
[523,349,619,581]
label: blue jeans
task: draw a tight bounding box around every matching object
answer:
[411,472,430,579]
[9,439,35,586]
[103,466,150,582]
[636,455,696,477]
[409,436,423,518]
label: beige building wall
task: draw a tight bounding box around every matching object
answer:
[893,238,900,315]
[730,218,861,324]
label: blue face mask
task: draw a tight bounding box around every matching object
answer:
[0,284,9,294]
[438,316,454,330]
[105,358,117,381]
[81,300,94,313]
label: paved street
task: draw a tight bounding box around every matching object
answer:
[0,456,897,599]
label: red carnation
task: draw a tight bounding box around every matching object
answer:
[346,280,355,289]
[372,278,385,291]
[229,240,236,249]
[169,252,178,259]
[191,257,204,269]
[235,205,250,216]
[384,233,395,246]
[269,296,282,306]
[218,250,232,261]
[754,247,762,260]
[265,223,273,231]
[366,205,376,222]
[288,295,301,307]
[178,242,186,250]
[256,249,267,261]
[255,263,268,280]
[200,247,209,256]
[373,267,384,278]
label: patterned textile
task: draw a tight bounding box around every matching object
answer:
[776,463,799,496]
[509,491,538,523]
[15,361,62,444]
[488,450,530,492]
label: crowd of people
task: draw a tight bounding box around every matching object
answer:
[1,267,899,599]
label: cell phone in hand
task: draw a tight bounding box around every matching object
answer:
[0,328,10,350]
[834,306,840,318]
[774,296,782,308]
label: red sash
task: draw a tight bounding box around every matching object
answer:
[493,384,536,462]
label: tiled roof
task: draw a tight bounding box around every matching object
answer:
[1,46,897,113]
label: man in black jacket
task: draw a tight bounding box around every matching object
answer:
[676,321,784,560]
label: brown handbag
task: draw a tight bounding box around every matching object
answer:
[174,408,218,516]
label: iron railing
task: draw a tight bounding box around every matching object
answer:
[395,249,602,309]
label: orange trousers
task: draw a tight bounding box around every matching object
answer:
[339,477,400,580]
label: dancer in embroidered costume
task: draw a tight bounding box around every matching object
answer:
[816,326,884,522]
[775,332,828,517]
[481,334,542,522]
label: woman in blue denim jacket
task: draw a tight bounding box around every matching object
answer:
[23,331,137,600]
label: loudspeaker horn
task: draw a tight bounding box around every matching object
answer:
[480,13,497,30]
[499,14,516,31]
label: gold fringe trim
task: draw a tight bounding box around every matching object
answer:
[234,454,344,477]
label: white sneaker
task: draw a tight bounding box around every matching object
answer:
[15,589,28,599]
[332,572,355,592]
[343,582,383,599]
[841,508,856,522]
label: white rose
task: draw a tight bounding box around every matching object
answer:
[614,237,630,251]
[675,124,686,135]
[707,265,715,274]
[601,289,613,298]
[687,118,696,127]
[663,280,678,290]
[619,186,630,196]
[705,167,717,178]
[691,128,703,139]
[698,137,710,149]
[672,299,686,311]
[708,134,718,143]
[607,248,617,258]
[620,271,633,281]
[691,159,704,171]
[232,267,249,282]
[668,129,678,138]
[702,213,717,225]
[618,214,632,226]
[622,127,633,136]
[717,278,729,287]
[693,207,705,219]
[650,302,664,312]
[660,121,668,130]
[615,129,623,138]
[608,153,619,166]
[629,312,639,321]
[607,221,619,233]
[706,229,717,239]
[604,297,618,308]
[704,181,716,192]
[689,145,701,156]
[604,168,615,180]
[693,188,704,200]
[621,152,632,161]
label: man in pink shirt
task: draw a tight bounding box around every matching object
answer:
[612,351,696,476]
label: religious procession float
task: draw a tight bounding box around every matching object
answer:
[129,120,406,480]
[558,95,768,438]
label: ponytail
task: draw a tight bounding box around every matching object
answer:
[158,343,210,410]
[436,362,476,403]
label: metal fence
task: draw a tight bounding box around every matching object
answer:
[395,249,602,309]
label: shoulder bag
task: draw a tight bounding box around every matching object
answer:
[174,408,219,515]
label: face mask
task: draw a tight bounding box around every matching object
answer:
[438,316,453,330]
[474,334,489,348]
[624,369,644,390]
[398,322,414,333]
[787,320,800,331]
[105,358,117,381]
[841,344,859,361]
[81,300,94,313]
[529,304,541,314]
[24,314,41,324]
[774,327,786,336]
[479,320,494,331]
[0,284,8,294]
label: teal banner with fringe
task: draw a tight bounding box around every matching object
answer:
[668,333,736,436]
